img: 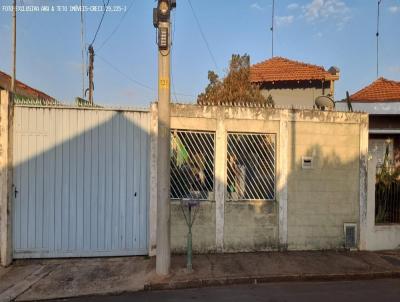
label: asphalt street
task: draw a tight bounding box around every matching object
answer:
[51,278,400,302]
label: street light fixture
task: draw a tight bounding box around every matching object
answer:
[159,0,170,16]
[153,0,176,50]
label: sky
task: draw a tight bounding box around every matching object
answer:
[0,0,399,107]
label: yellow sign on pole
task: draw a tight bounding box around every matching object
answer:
[159,78,169,90]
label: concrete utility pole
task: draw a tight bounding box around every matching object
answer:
[88,44,94,105]
[11,0,16,94]
[153,0,176,276]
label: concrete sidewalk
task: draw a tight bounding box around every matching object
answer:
[1,251,400,301]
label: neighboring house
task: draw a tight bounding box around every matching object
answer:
[0,70,54,101]
[349,77,400,167]
[250,57,340,107]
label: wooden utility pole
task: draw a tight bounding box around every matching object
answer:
[11,0,16,94]
[88,44,94,105]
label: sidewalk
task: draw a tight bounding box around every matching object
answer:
[1,251,400,301]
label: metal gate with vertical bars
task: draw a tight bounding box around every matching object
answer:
[12,106,150,258]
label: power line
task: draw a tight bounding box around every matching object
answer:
[171,10,179,102]
[187,0,219,72]
[271,0,275,58]
[376,0,382,78]
[97,0,137,52]
[90,0,110,46]
[97,54,155,92]
[97,54,195,98]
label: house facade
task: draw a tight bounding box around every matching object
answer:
[151,103,368,254]
[250,57,340,107]
[349,77,400,167]
[0,87,369,266]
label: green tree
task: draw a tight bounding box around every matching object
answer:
[197,54,268,106]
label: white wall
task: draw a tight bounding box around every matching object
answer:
[364,157,400,250]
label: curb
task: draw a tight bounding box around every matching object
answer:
[144,271,400,291]
[14,290,135,302]
[11,271,400,301]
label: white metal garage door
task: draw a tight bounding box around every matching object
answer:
[12,106,150,258]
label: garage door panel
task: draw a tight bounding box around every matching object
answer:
[13,107,149,258]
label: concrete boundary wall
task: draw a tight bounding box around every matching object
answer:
[0,100,371,264]
[149,103,369,253]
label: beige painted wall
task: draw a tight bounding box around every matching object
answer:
[171,201,216,253]
[224,201,278,252]
[150,104,368,254]
[287,121,361,250]
[261,88,325,108]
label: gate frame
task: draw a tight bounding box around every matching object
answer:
[7,102,151,261]
[0,90,14,267]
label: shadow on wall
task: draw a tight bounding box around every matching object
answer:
[287,143,360,251]
[4,103,365,259]
[9,106,150,258]
[171,117,362,253]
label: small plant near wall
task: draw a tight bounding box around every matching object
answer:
[375,140,400,224]
[376,140,400,185]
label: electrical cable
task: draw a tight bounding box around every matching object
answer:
[90,0,111,46]
[186,0,219,72]
[97,0,137,52]
[376,0,382,78]
[97,54,195,98]
[171,10,179,102]
[97,54,155,92]
[271,0,275,58]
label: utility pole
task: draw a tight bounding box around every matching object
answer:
[153,0,176,276]
[88,44,94,105]
[11,0,16,95]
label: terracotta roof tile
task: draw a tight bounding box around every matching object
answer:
[350,77,400,103]
[250,57,335,83]
[0,70,54,100]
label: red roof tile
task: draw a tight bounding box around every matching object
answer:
[250,57,336,83]
[0,70,54,100]
[350,77,400,103]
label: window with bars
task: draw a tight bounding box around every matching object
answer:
[170,130,215,200]
[227,133,276,201]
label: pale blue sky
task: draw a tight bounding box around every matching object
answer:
[0,0,399,107]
